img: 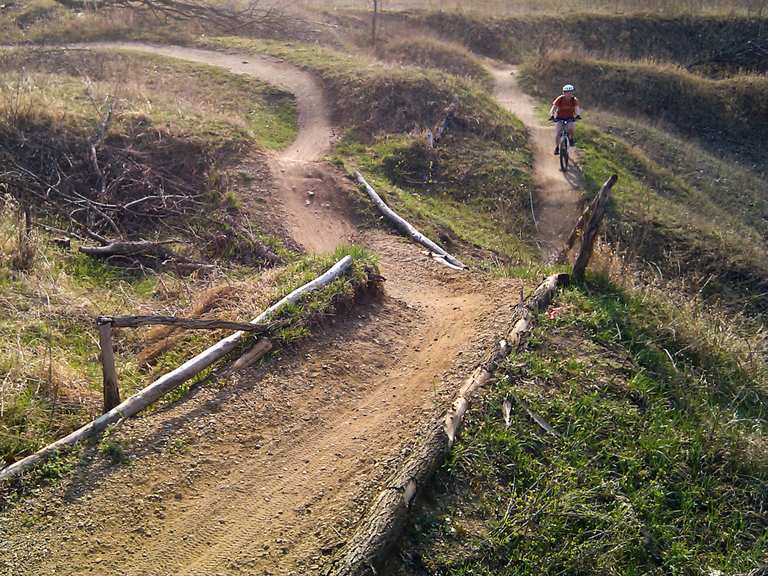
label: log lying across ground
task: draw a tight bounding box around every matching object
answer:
[79,239,179,257]
[101,315,275,332]
[0,256,354,486]
[355,171,467,270]
[330,273,569,576]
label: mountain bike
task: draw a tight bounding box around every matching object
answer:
[552,117,580,172]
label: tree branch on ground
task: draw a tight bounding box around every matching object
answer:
[103,0,284,35]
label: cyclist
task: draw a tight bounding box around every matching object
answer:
[549,84,582,155]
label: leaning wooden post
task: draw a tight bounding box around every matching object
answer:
[554,190,602,263]
[572,174,618,283]
[97,317,120,413]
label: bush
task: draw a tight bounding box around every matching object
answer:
[410,11,768,71]
[376,37,493,88]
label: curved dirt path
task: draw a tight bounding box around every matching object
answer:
[0,43,520,576]
[82,42,355,253]
[489,63,583,256]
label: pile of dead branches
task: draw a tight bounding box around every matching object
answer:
[0,100,280,271]
[64,0,285,36]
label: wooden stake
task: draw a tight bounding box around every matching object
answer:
[230,339,273,373]
[371,0,379,46]
[98,319,120,413]
[431,95,458,147]
[572,174,618,283]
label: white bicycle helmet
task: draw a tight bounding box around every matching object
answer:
[563,84,575,92]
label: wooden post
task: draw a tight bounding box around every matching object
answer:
[371,0,379,46]
[572,174,618,283]
[431,95,458,146]
[554,192,600,263]
[98,318,121,413]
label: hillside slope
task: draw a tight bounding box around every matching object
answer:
[396,278,768,575]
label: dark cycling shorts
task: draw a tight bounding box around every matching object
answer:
[555,117,576,122]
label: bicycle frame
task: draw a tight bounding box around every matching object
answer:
[557,119,572,149]
[558,119,571,171]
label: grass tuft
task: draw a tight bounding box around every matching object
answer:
[375,36,493,88]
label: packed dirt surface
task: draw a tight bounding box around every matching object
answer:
[489,63,583,256]
[0,44,524,576]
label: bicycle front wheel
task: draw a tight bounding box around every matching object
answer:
[560,143,569,172]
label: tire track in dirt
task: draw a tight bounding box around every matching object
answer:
[0,43,522,576]
[488,63,584,257]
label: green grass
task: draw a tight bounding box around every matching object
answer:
[267,245,379,344]
[401,279,767,576]
[98,426,130,465]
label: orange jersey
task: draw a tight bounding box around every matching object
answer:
[552,95,580,119]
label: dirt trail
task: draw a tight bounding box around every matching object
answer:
[0,44,521,576]
[81,42,356,253]
[489,63,583,256]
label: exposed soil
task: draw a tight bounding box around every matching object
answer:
[0,44,524,575]
[489,63,583,257]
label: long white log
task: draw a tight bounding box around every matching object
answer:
[0,256,354,485]
[355,171,467,270]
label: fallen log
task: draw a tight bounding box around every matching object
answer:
[355,171,466,270]
[0,256,354,486]
[101,315,272,332]
[330,273,569,576]
[79,239,177,258]
[572,174,618,282]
